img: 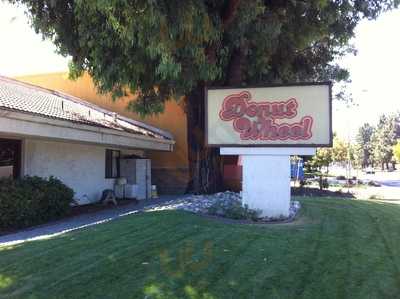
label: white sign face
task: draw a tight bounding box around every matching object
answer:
[206,83,332,147]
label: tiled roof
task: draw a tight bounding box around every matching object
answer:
[0,76,172,140]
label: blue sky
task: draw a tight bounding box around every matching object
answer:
[0,2,399,139]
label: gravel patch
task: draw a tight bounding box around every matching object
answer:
[145,191,301,222]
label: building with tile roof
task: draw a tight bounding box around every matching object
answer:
[16,72,192,195]
[0,76,175,204]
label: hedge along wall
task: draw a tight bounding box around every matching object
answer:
[0,176,74,230]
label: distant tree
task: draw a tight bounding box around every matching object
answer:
[371,114,397,170]
[395,112,400,138]
[304,147,332,190]
[306,148,333,173]
[355,123,375,168]
[393,140,400,163]
[332,136,349,164]
[348,143,357,167]
[306,135,353,173]
[306,134,358,179]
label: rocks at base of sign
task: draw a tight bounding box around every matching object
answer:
[145,191,300,223]
[288,200,301,220]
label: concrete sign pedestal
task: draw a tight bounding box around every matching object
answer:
[220,147,316,218]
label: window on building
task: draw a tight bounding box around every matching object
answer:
[105,149,120,178]
[0,139,21,179]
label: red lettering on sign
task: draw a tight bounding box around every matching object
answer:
[219,91,250,120]
[219,91,313,141]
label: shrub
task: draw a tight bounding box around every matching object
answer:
[0,176,74,230]
[207,199,262,221]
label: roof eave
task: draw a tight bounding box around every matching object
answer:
[0,109,175,151]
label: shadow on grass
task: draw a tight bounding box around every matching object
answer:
[144,282,217,299]
[2,200,400,298]
[292,187,355,198]
[143,240,218,298]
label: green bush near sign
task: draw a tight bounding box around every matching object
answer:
[207,199,262,221]
[0,176,74,230]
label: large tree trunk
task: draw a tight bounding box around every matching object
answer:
[185,1,243,194]
[185,83,224,194]
[185,46,244,194]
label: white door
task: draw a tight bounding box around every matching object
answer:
[135,159,151,200]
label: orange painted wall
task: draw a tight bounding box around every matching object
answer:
[16,72,188,170]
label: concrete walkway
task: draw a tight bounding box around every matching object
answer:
[0,196,181,247]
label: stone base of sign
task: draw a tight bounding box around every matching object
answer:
[220,147,316,218]
[241,154,290,217]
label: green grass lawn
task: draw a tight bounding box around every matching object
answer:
[1,198,400,299]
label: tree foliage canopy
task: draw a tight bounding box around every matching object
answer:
[8,0,399,115]
[8,0,399,192]
[394,140,400,163]
[306,135,352,172]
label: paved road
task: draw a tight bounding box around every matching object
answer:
[325,166,400,200]
[351,171,400,200]
[330,166,400,187]
[359,171,400,187]
[376,180,400,187]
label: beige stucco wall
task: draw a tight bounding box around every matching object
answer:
[17,72,190,194]
[23,138,144,204]
[16,72,188,168]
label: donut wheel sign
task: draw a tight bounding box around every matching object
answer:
[205,82,332,218]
